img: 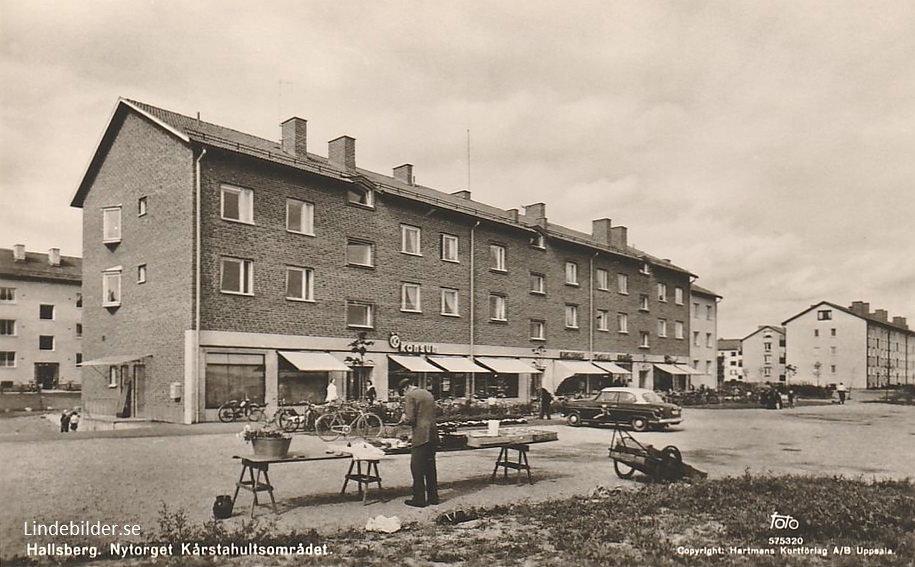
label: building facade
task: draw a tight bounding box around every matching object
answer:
[717,338,743,382]
[72,98,711,423]
[688,285,721,389]
[0,246,82,389]
[741,325,786,383]
[783,301,914,390]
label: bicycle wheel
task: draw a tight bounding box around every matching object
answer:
[355,413,383,440]
[278,411,299,433]
[315,413,343,442]
[217,404,237,423]
[247,405,266,422]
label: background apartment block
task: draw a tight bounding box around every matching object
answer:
[71,98,714,423]
[717,338,743,382]
[783,301,914,390]
[689,285,721,389]
[741,325,786,383]
[0,245,82,389]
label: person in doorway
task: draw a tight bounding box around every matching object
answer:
[836,382,847,405]
[69,410,80,432]
[365,380,377,404]
[59,410,71,433]
[397,378,439,508]
[325,377,338,403]
[539,387,554,420]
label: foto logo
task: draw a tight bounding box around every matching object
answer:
[770,512,799,530]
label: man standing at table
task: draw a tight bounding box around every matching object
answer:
[398,378,439,507]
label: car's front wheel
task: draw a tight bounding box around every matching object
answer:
[631,416,649,432]
[566,412,582,427]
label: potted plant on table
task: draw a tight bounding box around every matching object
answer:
[238,424,292,458]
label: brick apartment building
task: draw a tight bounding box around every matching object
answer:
[71,98,713,423]
[783,300,914,390]
[0,245,82,389]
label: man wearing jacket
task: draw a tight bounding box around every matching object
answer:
[398,378,439,507]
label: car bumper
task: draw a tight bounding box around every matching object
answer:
[656,417,682,425]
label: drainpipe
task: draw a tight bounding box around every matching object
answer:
[469,221,480,395]
[589,252,597,361]
[191,148,207,423]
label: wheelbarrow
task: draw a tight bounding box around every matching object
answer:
[608,427,707,482]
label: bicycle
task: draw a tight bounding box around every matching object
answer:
[217,397,265,423]
[274,400,322,433]
[314,402,383,442]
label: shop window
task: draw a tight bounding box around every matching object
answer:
[205,353,266,408]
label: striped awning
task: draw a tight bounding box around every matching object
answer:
[475,357,540,373]
[592,361,632,374]
[388,355,442,373]
[278,351,350,372]
[654,363,690,375]
[426,356,491,373]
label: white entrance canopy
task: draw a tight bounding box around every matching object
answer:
[593,361,632,374]
[556,360,607,376]
[675,364,702,375]
[427,356,490,373]
[278,351,350,372]
[654,363,690,375]
[388,355,442,373]
[81,354,149,366]
[475,357,540,373]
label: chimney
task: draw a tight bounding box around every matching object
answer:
[610,226,629,249]
[849,301,870,316]
[13,244,26,261]
[48,248,61,266]
[892,316,908,330]
[393,164,414,186]
[507,209,519,222]
[873,309,889,322]
[591,218,612,245]
[451,190,472,200]
[281,117,308,157]
[328,136,356,171]
[524,203,546,221]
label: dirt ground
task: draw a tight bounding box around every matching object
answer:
[1,397,912,562]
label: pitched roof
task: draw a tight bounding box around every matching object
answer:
[740,325,785,341]
[782,300,913,334]
[691,284,722,299]
[0,248,82,284]
[73,98,695,276]
[717,338,741,350]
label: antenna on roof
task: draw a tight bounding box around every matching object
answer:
[466,128,471,191]
[196,112,201,124]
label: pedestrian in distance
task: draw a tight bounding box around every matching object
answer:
[59,410,71,433]
[365,380,377,404]
[787,389,796,409]
[69,410,80,431]
[397,378,439,508]
[539,387,554,420]
[325,377,338,403]
[836,382,847,405]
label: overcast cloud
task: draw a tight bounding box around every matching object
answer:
[1,0,913,338]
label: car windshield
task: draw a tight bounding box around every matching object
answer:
[642,391,663,403]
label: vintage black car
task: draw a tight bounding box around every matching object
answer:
[559,387,683,431]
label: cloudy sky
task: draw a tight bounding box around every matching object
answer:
[1,0,913,338]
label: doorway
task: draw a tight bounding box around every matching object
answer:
[34,363,59,390]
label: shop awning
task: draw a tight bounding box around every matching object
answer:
[556,360,608,376]
[475,357,540,373]
[80,354,149,367]
[426,356,491,373]
[593,361,632,374]
[654,363,690,375]
[388,355,442,373]
[675,364,703,375]
[278,351,350,372]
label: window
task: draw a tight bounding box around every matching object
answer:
[286,199,315,235]
[597,310,610,331]
[441,234,459,262]
[817,309,833,321]
[103,270,121,306]
[285,266,314,301]
[441,288,459,316]
[39,336,54,351]
[706,305,713,320]
[530,272,546,295]
[76,323,82,337]
[565,262,579,285]
[658,319,667,337]
[639,294,649,311]
[764,342,772,351]
[39,305,54,320]
[831,328,837,337]
[617,273,629,294]
[596,269,609,291]
[347,186,374,207]
[220,185,254,223]
[76,293,82,308]
[137,264,147,284]
[108,366,119,388]
[640,262,651,275]
[346,240,374,267]
[564,304,579,328]
[220,258,253,295]
[830,365,836,373]
[814,329,819,337]
[530,233,545,249]
[764,367,772,377]
[530,320,546,341]
[346,301,374,328]
[639,331,650,348]
[103,206,122,243]
[401,283,422,312]
[830,346,837,355]
[138,196,148,216]
[401,225,422,255]
[693,302,700,318]
[764,355,772,364]
[657,283,667,302]
[0,320,14,336]
[490,245,506,272]
[693,331,700,347]
[675,287,684,305]
[0,352,15,367]
[0,287,15,303]
[617,313,629,334]
[675,321,684,339]
[76,353,82,367]
[489,294,507,321]
[706,333,712,348]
